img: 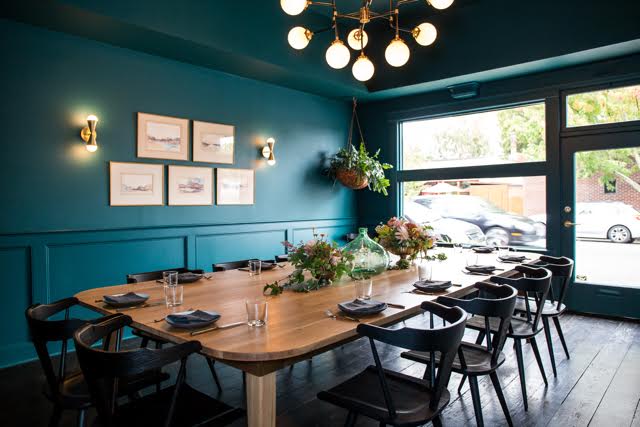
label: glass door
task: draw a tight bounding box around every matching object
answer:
[560,131,640,318]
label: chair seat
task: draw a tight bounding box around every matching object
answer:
[514,297,566,317]
[317,365,449,426]
[94,384,244,427]
[466,315,542,339]
[402,342,505,376]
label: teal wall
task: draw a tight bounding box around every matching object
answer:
[0,20,357,368]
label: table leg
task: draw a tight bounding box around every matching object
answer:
[246,371,276,427]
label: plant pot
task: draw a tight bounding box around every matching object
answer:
[335,168,368,190]
[382,246,416,269]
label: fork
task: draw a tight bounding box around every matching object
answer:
[325,309,360,322]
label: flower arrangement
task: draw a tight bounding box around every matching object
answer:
[280,234,354,292]
[375,217,443,269]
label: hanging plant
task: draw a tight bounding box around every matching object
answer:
[327,99,393,195]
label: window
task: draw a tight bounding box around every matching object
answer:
[604,179,617,194]
[402,177,547,248]
[401,103,545,170]
[566,84,640,127]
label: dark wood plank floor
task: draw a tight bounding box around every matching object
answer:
[2,313,639,427]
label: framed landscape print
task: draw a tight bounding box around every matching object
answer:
[137,112,189,161]
[109,162,164,206]
[168,165,213,206]
[193,120,235,164]
[216,168,254,205]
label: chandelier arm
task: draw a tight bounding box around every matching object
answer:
[307,1,335,8]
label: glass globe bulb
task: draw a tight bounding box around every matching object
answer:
[347,28,368,50]
[385,37,410,67]
[325,40,350,69]
[413,22,437,46]
[288,27,312,50]
[86,144,98,153]
[267,159,276,166]
[86,114,98,122]
[351,54,375,82]
[280,0,308,15]
[428,0,454,9]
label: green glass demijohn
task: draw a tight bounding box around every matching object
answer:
[343,228,389,275]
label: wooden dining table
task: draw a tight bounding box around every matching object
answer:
[75,248,541,427]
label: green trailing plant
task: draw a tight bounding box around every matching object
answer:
[329,142,393,195]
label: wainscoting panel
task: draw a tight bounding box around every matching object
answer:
[291,224,355,245]
[195,230,286,270]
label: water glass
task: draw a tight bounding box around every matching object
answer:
[465,252,478,267]
[246,298,268,327]
[355,279,373,300]
[248,259,262,276]
[498,246,511,258]
[417,260,432,281]
[163,270,178,286]
[164,284,183,308]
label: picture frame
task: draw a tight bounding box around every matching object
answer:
[137,112,189,161]
[109,162,164,206]
[216,168,255,205]
[168,165,213,206]
[193,120,235,164]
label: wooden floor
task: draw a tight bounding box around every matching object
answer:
[3,313,639,427]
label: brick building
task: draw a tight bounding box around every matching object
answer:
[576,173,640,211]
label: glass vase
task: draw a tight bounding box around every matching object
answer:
[343,228,390,275]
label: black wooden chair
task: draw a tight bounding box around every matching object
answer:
[516,255,574,377]
[402,282,518,427]
[275,254,289,263]
[25,298,168,427]
[318,301,467,427]
[73,313,243,427]
[213,260,250,271]
[465,265,552,411]
[126,268,222,393]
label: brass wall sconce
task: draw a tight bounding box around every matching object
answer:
[262,137,276,166]
[80,115,98,152]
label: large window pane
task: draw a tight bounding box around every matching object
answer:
[401,103,545,170]
[566,84,640,127]
[402,177,546,248]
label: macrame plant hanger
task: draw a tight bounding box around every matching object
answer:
[335,97,369,190]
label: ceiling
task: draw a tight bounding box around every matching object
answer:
[2,0,640,101]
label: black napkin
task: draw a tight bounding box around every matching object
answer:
[499,255,526,262]
[414,280,452,292]
[177,272,203,283]
[103,292,148,306]
[166,310,220,325]
[338,299,387,315]
[465,265,496,273]
[472,246,495,253]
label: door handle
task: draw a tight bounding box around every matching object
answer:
[563,221,580,228]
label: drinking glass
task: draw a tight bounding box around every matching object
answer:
[163,270,178,286]
[417,259,432,281]
[498,246,511,258]
[164,284,183,308]
[355,279,373,300]
[466,252,478,267]
[248,259,262,276]
[246,298,268,327]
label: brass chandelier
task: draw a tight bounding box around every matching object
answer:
[281,0,454,81]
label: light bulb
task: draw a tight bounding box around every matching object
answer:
[347,28,368,50]
[413,22,437,46]
[428,0,454,9]
[86,143,98,152]
[288,27,312,50]
[280,0,308,15]
[351,54,375,81]
[267,159,276,166]
[385,37,410,67]
[86,114,98,122]
[325,39,350,69]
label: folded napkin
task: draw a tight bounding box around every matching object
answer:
[177,272,203,283]
[338,299,387,315]
[103,292,148,307]
[166,310,220,325]
[414,280,452,292]
[499,254,526,262]
[472,246,495,253]
[465,265,496,273]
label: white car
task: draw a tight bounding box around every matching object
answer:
[403,201,486,245]
[530,202,640,243]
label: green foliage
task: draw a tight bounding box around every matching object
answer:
[329,142,393,195]
[496,104,546,162]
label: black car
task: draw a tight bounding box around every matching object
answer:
[413,195,545,246]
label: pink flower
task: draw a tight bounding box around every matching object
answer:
[395,225,410,242]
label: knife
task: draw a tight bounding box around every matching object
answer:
[190,321,246,336]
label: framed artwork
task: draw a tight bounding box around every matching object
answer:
[168,165,213,206]
[193,120,235,164]
[137,112,189,161]
[216,168,255,205]
[109,162,164,206]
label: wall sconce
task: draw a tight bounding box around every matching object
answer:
[80,115,98,152]
[262,137,276,166]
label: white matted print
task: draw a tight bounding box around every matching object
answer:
[193,121,235,164]
[216,168,254,205]
[110,162,164,206]
[168,166,213,206]
[137,113,189,161]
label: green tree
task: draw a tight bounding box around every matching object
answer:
[496,103,545,162]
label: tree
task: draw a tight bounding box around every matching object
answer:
[496,103,545,162]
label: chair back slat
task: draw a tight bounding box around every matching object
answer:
[538,255,574,310]
[126,268,203,283]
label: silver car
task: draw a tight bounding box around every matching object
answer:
[403,201,486,245]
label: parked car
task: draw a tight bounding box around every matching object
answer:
[403,201,487,245]
[413,195,545,246]
[530,202,640,243]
